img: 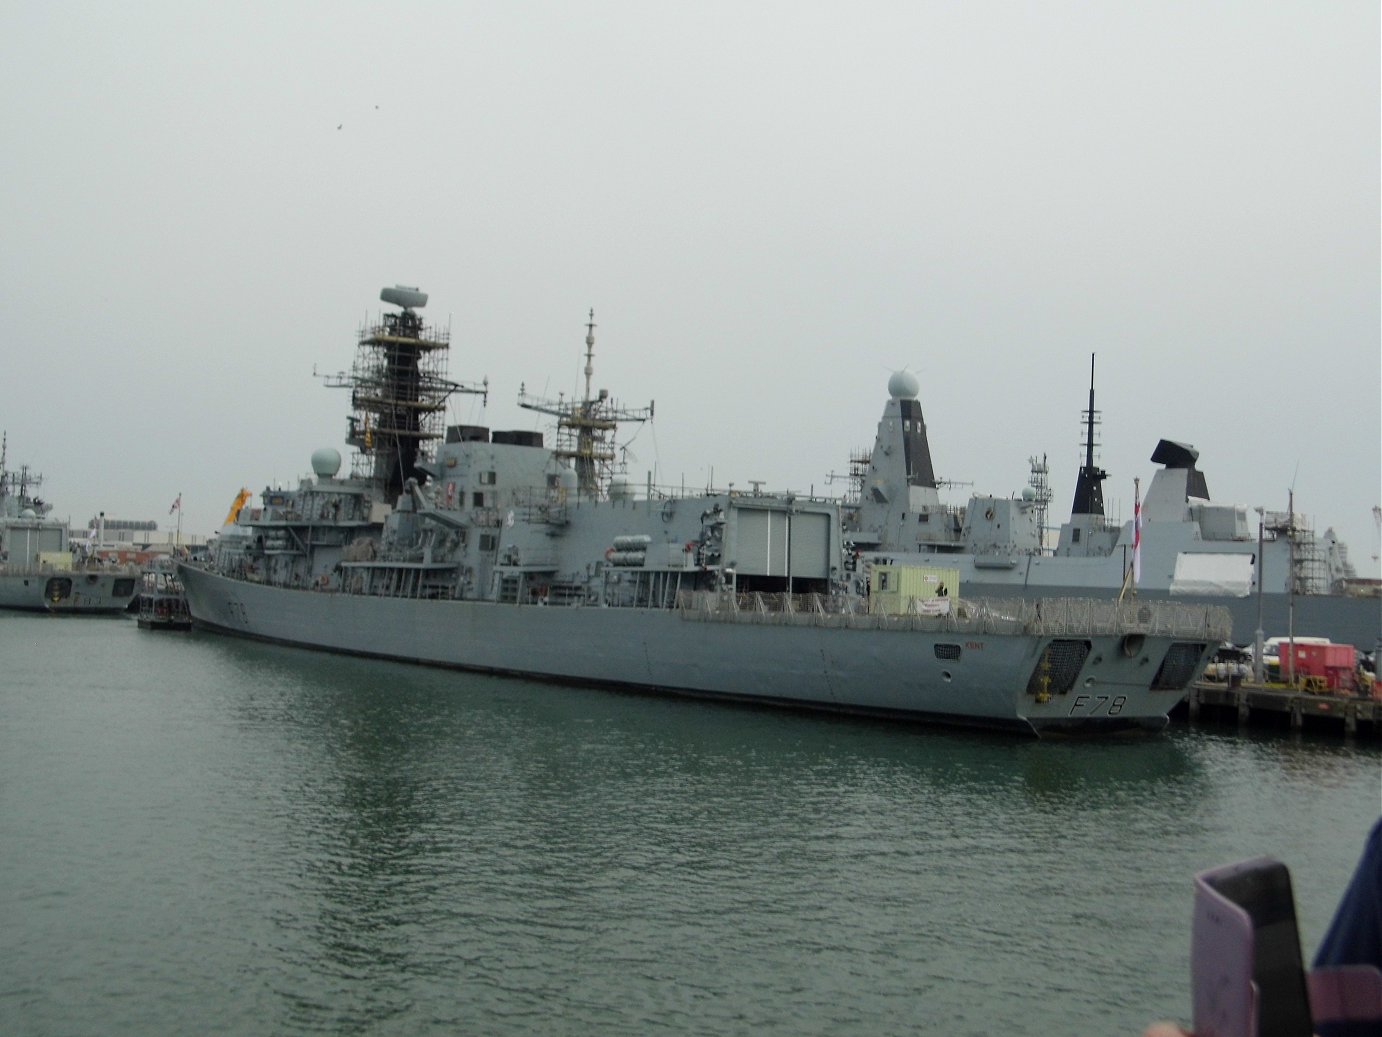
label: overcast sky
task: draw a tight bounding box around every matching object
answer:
[2,2,1378,573]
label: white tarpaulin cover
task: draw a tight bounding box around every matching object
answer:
[1169,553,1253,596]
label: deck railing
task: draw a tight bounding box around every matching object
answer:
[0,561,142,578]
[676,590,1232,640]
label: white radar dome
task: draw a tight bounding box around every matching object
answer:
[888,370,920,400]
[608,476,635,502]
[1021,486,1037,501]
[311,447,342,479]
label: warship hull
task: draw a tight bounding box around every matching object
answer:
[0,568,140,614]
[180,565,1217,737]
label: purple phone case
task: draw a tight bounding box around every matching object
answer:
[1192,861,1261,1037]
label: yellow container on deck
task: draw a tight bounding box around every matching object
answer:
[868,564,959,615]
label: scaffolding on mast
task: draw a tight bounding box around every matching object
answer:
[321,286,487,504]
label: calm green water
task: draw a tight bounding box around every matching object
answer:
[1,613,1377,1036]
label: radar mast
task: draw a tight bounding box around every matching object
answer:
[323,285,487,504]
[1070,353,1107,517]
[518,311,654,498]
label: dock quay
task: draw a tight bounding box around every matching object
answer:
[1175,681,1382,738]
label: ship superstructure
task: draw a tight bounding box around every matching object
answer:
[846,361,1379,653]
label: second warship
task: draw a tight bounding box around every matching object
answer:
[844,359,1380,654]
[0,437,140,614]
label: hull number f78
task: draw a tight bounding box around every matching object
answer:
[1069,694,1126,717]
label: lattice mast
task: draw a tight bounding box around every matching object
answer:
[0,434,48,517]
[826,448,871,505]
[324,286,487,504]
[1027,453,1052,546]
[518,311,653,498]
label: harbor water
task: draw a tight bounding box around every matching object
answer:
[2,613,1378,1036]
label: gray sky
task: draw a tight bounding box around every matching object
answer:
[2,2,1378,574]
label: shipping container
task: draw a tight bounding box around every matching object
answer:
[1282,641,1358,691]
[868,564,960,616]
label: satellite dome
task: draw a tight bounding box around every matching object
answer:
[311,447,342,479]
[1021,486,1037,501]
[19,508,36,519]
[608,476,635,502]
[888,370,920,400]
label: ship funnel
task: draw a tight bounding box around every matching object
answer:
[380,285,428,310]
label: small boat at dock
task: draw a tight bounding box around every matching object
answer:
[136,565,191,631]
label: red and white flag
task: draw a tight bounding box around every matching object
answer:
[169,494,181,515]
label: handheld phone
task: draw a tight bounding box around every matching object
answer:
[1192,857,1313,1037]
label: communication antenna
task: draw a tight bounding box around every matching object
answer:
[518,310,653,498]
[1071,353,1107,517]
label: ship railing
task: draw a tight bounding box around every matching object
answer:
[0,561,142,577]
[638,482,844,505]
[676,590,1231,640]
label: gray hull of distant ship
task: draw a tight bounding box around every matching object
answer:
[0,571,139,613]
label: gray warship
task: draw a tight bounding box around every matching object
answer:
[846,359,1381,655]
[0,436,140,613]
[179,286,1228,736]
